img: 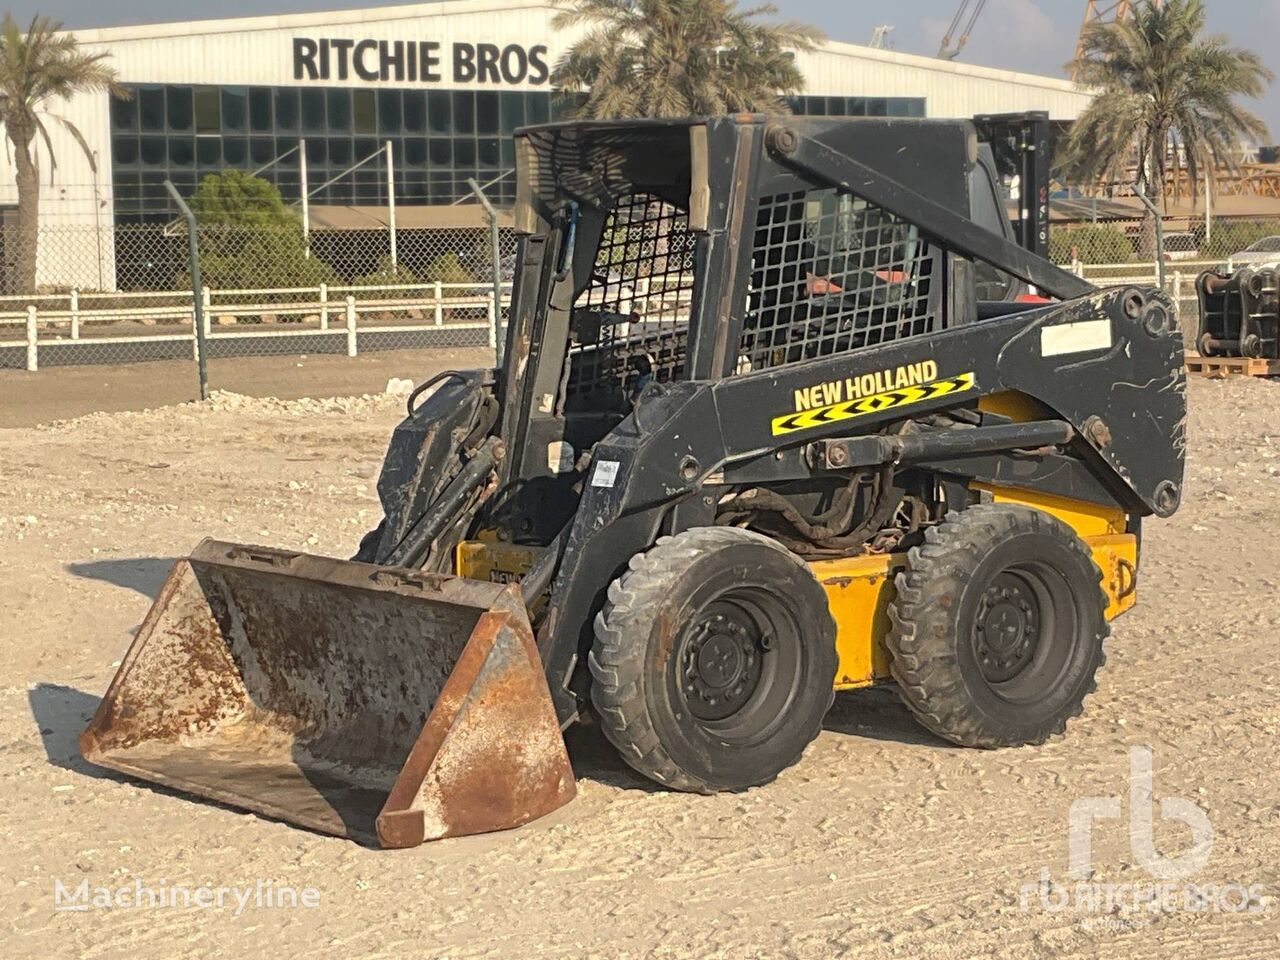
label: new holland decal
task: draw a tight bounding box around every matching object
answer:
[771,361,977,436]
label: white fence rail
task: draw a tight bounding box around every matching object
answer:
[0,262,1220,373]
[0,281,513,371]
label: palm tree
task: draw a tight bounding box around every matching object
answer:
[1063,0,1271,214]
[551,0,822,119]
[0,15,123,293]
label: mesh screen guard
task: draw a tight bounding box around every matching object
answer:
[565,193,697,408]
[741,188,944,371]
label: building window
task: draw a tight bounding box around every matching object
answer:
[167,87,193,133]
[453,91,476,135]
[250,137,275,165]
[112,136,139,165]
[111,82,566,216]
[139,136,165,166]
[329,137,353,167]
[223,137,248,166]
[787,96,926,119]
[168,137,195,167]
[527,93,551,125]
[377,90,401,134]
[111,93,138,132]
[194,88,220,135]
[403,92,426,134]
[197,137,221,166]
[221,88,248,133]
[476,92,500,135]
[355,90,377,135]
[138,87,166,132]
[404,138,427,167]
[275,88,300,132]
[427,90,452,133]
[301,89,326,132]
[327,89,351,132]
[249,88,273,133]
[429,138,452,166]
[454,137,476,167]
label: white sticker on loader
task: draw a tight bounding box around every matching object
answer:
[1041,318,1112,358]
[592,461,621,488]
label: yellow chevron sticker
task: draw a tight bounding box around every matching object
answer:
[771,372,978,436]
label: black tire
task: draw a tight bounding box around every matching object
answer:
[886,504,1108,748]
[590,527,838,793]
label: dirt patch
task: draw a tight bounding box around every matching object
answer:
[1,376,1279,958]
[0,347,493,428]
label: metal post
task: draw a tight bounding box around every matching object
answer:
[345,295,358,357]
[165,179,209,401]
[300,138,311,259]
[1204,170,1213,250]
[25,305,37,372]
[467,177,504,366]
[319,282,329,330]
[92,149,106,291]
[434,281,443,325]
[1136,187,1165,292]
[70,288,80,340]
[386,140,398,269]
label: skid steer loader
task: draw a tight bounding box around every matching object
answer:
[81,115,1187,848]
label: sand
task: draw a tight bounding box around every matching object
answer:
[1,375,1278,958]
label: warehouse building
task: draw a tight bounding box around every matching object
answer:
[0,0,1093,289]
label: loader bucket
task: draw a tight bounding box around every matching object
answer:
[79,540,576,848]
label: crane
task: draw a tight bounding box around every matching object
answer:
[1073,1,1160,77]
[1074,1,1133,65]
[937,0,987,60]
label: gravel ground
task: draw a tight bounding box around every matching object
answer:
[1,376,1278,959]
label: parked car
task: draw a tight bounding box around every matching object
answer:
[1162,232,1200,262]
[1224,235,1280,268]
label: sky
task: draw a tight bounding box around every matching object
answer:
[6,0,1280,137]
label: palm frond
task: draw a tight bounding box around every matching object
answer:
[1063,0,1271,206]
[551,0,822,119]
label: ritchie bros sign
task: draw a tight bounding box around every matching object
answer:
[293,38,551,85]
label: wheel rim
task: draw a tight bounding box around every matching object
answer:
[969,561,1078,704]
[670,586,803,742]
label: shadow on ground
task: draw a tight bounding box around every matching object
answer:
[28,682,321,830]
[824,685,954,748]
[564,724,666,793]
[565,685,955,794]
[65,557,175,599]
[28,682,121,780]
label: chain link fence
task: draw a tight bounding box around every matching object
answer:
[1045,218,1280,350]
[0,217,516,373]
[8,201,1272,378]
